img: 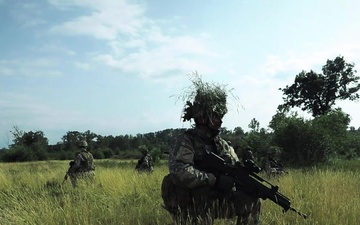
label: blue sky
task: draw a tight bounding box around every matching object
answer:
[1,0,360,148]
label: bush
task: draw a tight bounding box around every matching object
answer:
[272,116,330,166]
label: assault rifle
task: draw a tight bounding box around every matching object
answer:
[201,151,307,219]
[270,158,288,173]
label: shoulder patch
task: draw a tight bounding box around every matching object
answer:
[177,146,194,163]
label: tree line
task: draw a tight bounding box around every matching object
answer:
[1,55,360,167]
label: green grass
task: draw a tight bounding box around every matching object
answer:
[1,159,360,225]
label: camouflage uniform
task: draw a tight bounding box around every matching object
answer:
[162,127,261,225]
[242,147,255,164]
[136,150,154,173]
[67,141,95,188]
[161,74,261,225]
[262,156,286,177]
[262,148,286,178]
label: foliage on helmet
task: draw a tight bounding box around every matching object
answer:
[180,72,229,122]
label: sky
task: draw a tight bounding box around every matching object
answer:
[1,0,360,148]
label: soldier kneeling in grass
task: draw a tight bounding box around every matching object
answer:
[262,146,287,178]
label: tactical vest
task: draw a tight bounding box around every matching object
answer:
[186,130,237,165]
[80,151,95,171]
[162,129,238,212]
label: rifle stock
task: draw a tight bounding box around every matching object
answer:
[202,151,307,219]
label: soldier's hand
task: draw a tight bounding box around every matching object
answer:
[215,174,235,191]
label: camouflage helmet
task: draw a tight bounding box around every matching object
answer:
[78,140,88,148]
[181,72,229,122]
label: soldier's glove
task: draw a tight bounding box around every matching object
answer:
[215,174,235,191]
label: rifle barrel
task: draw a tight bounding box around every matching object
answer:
[290,207,308,219]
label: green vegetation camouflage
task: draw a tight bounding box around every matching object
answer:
[179,73,230,123]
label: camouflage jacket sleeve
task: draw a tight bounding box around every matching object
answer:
[67,153,82,174]
[169,134,216,189]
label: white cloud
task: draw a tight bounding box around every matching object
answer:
[261,43,360,76]
[49,0,147,40]
[94,49,213,81]
[93,30,218,79]
[47,0,218,82]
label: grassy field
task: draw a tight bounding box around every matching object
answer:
[0,159,359,225]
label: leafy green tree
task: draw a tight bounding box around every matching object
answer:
[61,131,82,151]
[93,150,105,159]
[150,147,162,164]
[279,56,360,117]
[344,131,360,159]
[7,126,49,161]
[233,126,245,136]
[271,115,330,165]
[248,118,260,132]
[243,128,271,162]
[83,130,97,150]
[219,127,232,135]
[311,108,350,156]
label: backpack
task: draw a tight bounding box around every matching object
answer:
[161,174,191,213]
[79,151,95,171]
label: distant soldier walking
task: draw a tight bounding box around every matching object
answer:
[65,140,95,187]
[135,149,154,173]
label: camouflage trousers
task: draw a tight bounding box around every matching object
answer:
[69,170,95,188]
[164,185,261,225]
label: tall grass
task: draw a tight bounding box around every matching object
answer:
[0,160,359,225]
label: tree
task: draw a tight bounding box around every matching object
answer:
[61,131,82,151]
[311,108,350,156]
[8,126,49,161]
[248,118,260,132]
[279,56,360,117]
[233,126,244,136]
[272,115,330,166]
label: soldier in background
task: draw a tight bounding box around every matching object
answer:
[242,146,261,174]
[262,146,286,177]
[135,149,154,173]
[242,146,255,164]
[64,140,95,187]
[161,75,261,225]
